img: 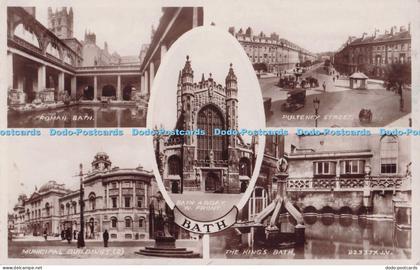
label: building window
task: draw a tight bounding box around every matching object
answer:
[249,187,268,220]
[313,161,336,176]
[111,197,117,208]
[380,136,398,174]
[168,155,181,175]
[197,105,226,161]
[340,160,365,175]
[111,217,117,228]
[125,217,132,228]
[139,218,144,228]
[124,197,131,208]
[89,193,96,210]
[45,203,50,216]
[112,182,117,189]
[239,158,251,177]
[137,198,143,208]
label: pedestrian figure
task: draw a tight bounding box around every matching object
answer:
[43,229,47,241]
[61,230,65,240]
[333,77,335,82]
[103,230,109,247]
[322,81,326,92]
[73,230,77,240]
[66,228,72,244]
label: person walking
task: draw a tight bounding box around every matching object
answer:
[66,228,72,244]
[103,230,109,247]
[43,229,48,241]
[322,81,326,92]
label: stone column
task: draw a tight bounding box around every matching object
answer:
[58,72,65,92]
[8,52,13,89]
[149,63,155,92]
[160,45,167,61]
[192,7,198,28]
[93,76,98,101]
[132,184,135,208]
[71,76,77,98]
[37,65,46,93]
[140,75,145,94]
[119,183,122,208]
[117,75,122,101]
[144,71,149,95]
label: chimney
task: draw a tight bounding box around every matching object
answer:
[400,26,406,32]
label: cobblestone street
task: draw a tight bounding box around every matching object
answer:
[261,66,411,127]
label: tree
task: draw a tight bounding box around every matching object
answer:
[385,62,411,89]
[385,62,411,112]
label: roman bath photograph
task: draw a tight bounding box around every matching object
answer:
[210,134,412,259]
[7,136,202,258]
[148,26,265,222]
[204,0,413,127]
[6,5,203,127]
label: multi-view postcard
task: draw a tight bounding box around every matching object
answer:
[2,0,418,267]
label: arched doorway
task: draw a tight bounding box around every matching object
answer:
[102,85,116,98]
[205,172,221,192]
[122,85,133,101]
[83,86,94,100]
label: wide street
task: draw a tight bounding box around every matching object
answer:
[260,66,411,127]
[8,238,202,259]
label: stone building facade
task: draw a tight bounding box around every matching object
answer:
[228,27,316,73]
[154,57,256,194]
[240,135,411,226]
[11,153,170,240]
[334,25,411,79]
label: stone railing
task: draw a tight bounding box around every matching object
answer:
[287,175,406,191]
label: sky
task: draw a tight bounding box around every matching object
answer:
[6,136,154,212]
[25,0,413,56]
[204,0,414,53]
[35,2,163,56]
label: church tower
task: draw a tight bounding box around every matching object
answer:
[225,63,240,193]
[47,7,74,39]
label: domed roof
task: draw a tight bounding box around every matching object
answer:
[38,180,66,193]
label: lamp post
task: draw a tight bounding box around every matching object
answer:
[77,163,85,248]
[313,97,320,127]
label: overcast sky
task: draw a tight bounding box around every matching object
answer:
[6,136,154,212]
[205,0,414,53]
[35,2,162,56]
[28,0,414,56]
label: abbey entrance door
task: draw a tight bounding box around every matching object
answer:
[204,171,222,192]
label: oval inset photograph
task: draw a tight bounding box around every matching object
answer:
[147,26,266,225]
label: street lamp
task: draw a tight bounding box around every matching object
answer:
[77,163,85,248]
[313,97,320,127]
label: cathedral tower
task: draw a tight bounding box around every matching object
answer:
[47,7,74,39]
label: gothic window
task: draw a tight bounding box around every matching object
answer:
[239,158,251,177]
[197,105,226,161]
[168,155,181,175]
[111,217,117,228]
[380,136,398,174]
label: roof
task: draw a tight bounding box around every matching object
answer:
[350,72,369,79]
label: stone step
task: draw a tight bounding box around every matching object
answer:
[142,248,194,255]
[135,250,201,258]
[145,247,187,252]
